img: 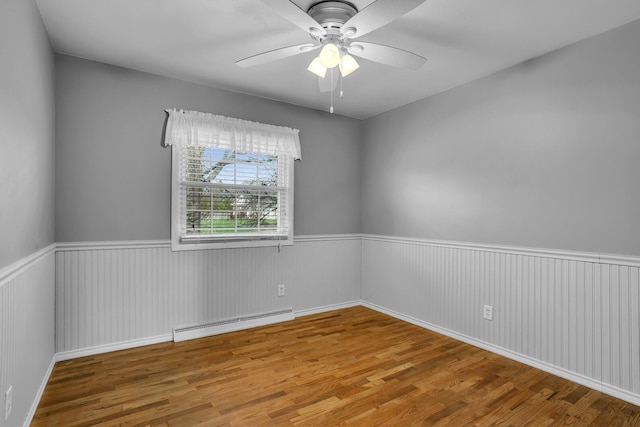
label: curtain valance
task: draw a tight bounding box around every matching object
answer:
[163,108,301,160]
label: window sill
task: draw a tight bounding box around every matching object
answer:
[171,235,293,251]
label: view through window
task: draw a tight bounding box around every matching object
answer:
[181,147,287,236]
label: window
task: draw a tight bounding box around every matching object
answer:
[164,109,301,250]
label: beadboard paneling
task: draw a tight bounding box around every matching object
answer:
[54,234,640,405]
[361,235,640,404]
[0,248,55,427]
[55,236,361,354]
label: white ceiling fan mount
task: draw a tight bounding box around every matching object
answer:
[307,1,357,34]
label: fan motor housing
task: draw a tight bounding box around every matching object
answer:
[308,1,357,31]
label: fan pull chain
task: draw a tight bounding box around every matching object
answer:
[330,69,334,113]
[340,71,344,98]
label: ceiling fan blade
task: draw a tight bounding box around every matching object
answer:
[318,68,339,93]
[343,0,426,39]
[236,43,319,68]
[261,0,326,36]
[348,42,426,70]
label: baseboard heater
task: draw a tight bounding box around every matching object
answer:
[172,308,295,342]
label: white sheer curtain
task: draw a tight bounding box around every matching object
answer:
[163,108,301,160]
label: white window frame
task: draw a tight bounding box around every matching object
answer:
[164,109,300,251]
[170,147,294,251]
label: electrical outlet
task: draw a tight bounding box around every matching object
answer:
[278,284,285,297]
[5,385,12,421]
[483,305,493,321]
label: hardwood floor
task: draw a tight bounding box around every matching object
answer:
[33,306,640,426]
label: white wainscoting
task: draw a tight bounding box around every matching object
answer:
[45,233,640,407]
[361,235,640,405]
[55,236,362,356]
[0,245,56,427]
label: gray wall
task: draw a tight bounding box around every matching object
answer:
[55,55,362,242]
[0,1,56,426]
[361,20,640,257]
[0,0,55,268]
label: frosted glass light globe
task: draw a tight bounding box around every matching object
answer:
[319,43,341,68]
[307,57,327,78]
[339,54,359,77]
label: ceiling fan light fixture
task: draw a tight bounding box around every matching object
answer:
[307,57,327,78]
[318,42,341,68]
[339,54,359,77]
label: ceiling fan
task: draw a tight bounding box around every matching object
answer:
[236,0,428,94]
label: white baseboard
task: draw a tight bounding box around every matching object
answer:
[361,301,640,407]
[294,300,362,318]
[55,334,173,362]
[53,302,363,361]
[55,303,364,361]
[23,355,56,427]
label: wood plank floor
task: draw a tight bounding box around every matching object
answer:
[33,306,640,426]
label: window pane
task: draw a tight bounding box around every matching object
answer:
[260,193,278,213]
[236,212,258,230]
[235,151,254,162]
[185,148,206,182]
[212,188,234,211]
[211,162,235,184]
[186,147,206,158]
[207,148,231,162]
[180,148,287,237]
[259,213,277,229]
[186,211,211,234]
[236,163,258,185]
[257,164,277,186]
[186,187,210,210]
[211,212,235,233]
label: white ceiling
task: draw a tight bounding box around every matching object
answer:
[36,0,640,119]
